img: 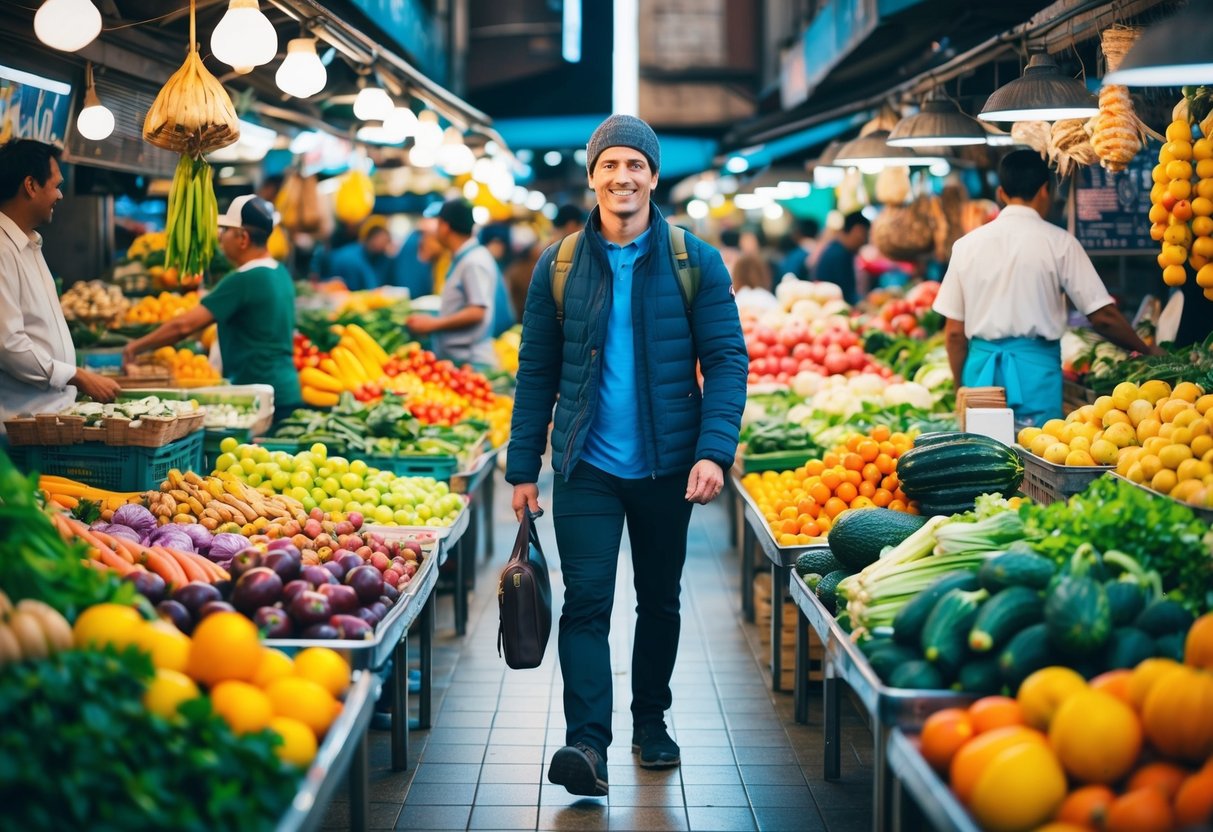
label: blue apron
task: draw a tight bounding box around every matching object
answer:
[963,336,1062,427]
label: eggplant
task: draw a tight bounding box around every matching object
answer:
[156,599,193,634]
[345,564,385,605]
[172,581,222,616]
[198,600,237,619]
[254,606,293,638]
[231,567,284,614]
[379,594,396,610]
[301,564,335,588]
[289,591,332,626]
[331,614,374,640]
[301,623,339,640]
[367,601,389,621]
[126,571,167,606]
[316,583,359,614]
[262,548,302,582]
[266,539,301,555]
[229,548,263,580]
[282,579,311,606]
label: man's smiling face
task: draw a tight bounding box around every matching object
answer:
[589,146,657,221]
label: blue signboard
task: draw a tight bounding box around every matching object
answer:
[1072,139,1160,253]
[0,63,73,147]
[347,0,447,84]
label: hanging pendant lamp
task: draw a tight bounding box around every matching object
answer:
[1104,0,1213,86]
[834,130,944,168]
[76,62,114,141]
[978,52,1098,122]
[888,98,987,147]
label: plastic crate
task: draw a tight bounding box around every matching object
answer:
[365,453,459,481]
[1014,444,1111,505]
[11,430,204,491]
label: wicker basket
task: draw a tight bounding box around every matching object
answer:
[3,418,40,446]
[34,413,86,445]
[104,410,206,448]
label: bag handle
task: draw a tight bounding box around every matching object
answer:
[510,506,543,565]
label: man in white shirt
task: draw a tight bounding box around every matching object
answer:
[0,140,119,434]
[933,150,1159,425]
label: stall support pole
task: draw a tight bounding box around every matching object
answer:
[391,632,409,771]
[453,537,468,636]
[824,647,841,780]
[794,610,810,724]
[770,562,789,692]
[741,523,755,622]
[481,468,495,561]
[349,732,369,831]
[418,593,434,729]
[875,723,892,832]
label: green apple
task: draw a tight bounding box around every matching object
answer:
[214,452,237,472]
[322,477,340,496]
[336,488,352,502]
[339,472,362,491]
[289,486,310,503]
[309,443,327,460]
[290,470,311,489]
[392,509,412,525]
[321,496,343,513]
[246,472,263,487]
[373,504,394,524]
[416,504,432,520]
[240,457,257,475]
[310,487,327,504]
[350,459,368,476]
[301,495,317,511]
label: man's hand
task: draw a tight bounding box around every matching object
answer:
[406,314,438,336]
[685,459,724,504]
[512,483,541,521]
[72,369,121,403]
[121,340,142,370]
[1146,344,1167,357]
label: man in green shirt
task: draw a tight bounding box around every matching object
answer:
[123,195,302,421]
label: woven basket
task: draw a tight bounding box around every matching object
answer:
[3,418,41,446]
[34,413,86,445]
[106,410,206,448]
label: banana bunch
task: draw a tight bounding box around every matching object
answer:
[0,592,73,668]
[164,154,218,284]
[148,469,307,533]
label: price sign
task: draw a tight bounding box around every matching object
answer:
[1071,140,1161,253]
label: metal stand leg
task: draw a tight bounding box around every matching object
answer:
[891,769,906,832]
[349,731,369,832]
[875,724,891,832]
[741,524,755,622]
[824,650,841,780]
[794,613,810,724]
[770,563,788,692]
[481,471,495,561]
[453,539,468,637]
[391,632,409,771]
[418,594,434,729]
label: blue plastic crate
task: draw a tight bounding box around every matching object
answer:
[365,453,459,481]
[11,431,204,491]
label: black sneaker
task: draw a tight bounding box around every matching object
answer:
[547,743,608,796]
[631,723,680,769]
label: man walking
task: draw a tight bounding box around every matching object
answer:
[0,139,119,433]
[506,115,748,797]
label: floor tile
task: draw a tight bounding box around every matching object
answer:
[394,804,472,830]
[537,804,609,831]
[674,729,731,747]
[405,782,478,805]
[729,729,790,747]
[491,727,547,746]
[484,745,547,765]
[411,763,481,784]
[818,809,870,832]
[669,713,726,730]
[468,804,540,830]
[732,746,798,766]
[685,806,758,832]
[743,784,817,809]
[428,727,493,744]
[682,783,752,807]
[738,765,807,787]
[678,765,742,785]
[480,764,544,784]
[607,806,689,831]
[442,696,500,712]
[435,710,497,728]
[808,778,871,810]
[603,784,683,807]
[677,746,738,766]
[751,806,826,832]
[420,744,487,764]
[605,765,681,786]
[473,782,541,806]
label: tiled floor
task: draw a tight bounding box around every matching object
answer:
[323,467,875,831]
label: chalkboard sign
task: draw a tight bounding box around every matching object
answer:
[1070,139,1160,253]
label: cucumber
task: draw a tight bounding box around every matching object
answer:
[999,623,1053,687]
[892,571,981,647]
[921,588,989,675]
[958,657,1005,696]
[867,644,921,684]
[969,587,1043,653]
[979,553,1056,593]
[1154,631,1187,661]
[858,636,896,658]
[1134,599,1195,637]
[828,509,929,572]
[1105,581,1147,626]
[1102,627,1157,670]
[889,660,945,690]
[912,431,963,449]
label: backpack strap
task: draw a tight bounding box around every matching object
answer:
[550,231,582,324]
[668,225,700,317]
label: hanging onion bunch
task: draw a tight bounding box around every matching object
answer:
[1050,119,1099,176]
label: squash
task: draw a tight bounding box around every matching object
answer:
[1141,664,1213,764]
[1044,546,1112,656]
[1173,767,1213,826]
[1048,689,1142,784]
[950,725,1047,804]
[1184,612,1213,670]
[1016,666,1087,731]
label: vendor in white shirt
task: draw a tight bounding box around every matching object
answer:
[0,140,120,434]
[933,150,1161,426]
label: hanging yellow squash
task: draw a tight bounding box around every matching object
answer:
[335,171,376,225]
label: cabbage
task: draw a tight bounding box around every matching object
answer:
[207,533,247,568]
[148,526,195,552]
[112,504,157,536]
[177,524,213,553]
[93,522,142,543]
[884,382,935,409]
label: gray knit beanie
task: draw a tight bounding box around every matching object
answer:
[585,114,660,175]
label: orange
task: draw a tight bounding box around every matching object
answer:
[845,434,862,452]
[1105,788,1174,832]
[1055,784,1116,829]
[268,716,318,767]
[870,425,891,442]
[888,499,906,512]
[1088,669,1132,704]
[875,453,895,475]
[252,649,295,688]
[920,708,974,772]
[796,499,818,517]
[1017,667,1086,730]
[266,676,341,738]
[1127,761,1190,801]
[843,469,862,487]
[804,459,825,477]
[130,619,191,673]
[950,725,1047,804]
[821,470,842,490]
[823,497,848,518]
[835,482,858,503]
[809,482,831,505]
[822,452,840,469]
[842,453,864,471]
[1048,689,1141,784]
[882,474,899,492]
[968,696,1025,734]
[857,439,879,462]
[72,603,143,650]
[187,611,264,687]
[851,496,875,510]
[872,489,892,508]
[210,680,274,735]
[861,463,882,483]
[858,480,876,498]
[1174,767,1213,826]
[144,668,201,719]
[799,521,821,537]
[781,518,800,534]
[779,505,798,520]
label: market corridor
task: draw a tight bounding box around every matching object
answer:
[321,470,874,832]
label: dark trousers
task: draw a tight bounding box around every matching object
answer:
[552,462,694,760]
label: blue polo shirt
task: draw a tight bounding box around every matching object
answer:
[582,228,650,479]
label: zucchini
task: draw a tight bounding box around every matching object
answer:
[969,587,1043,653]
[916,500,982,518]
[828,509,928,572]
[867,644,921,684]
[1044,548,1112,656]
[958,657,1005,695]
[858,636,895,658]
[897,434,1024,498]
[912,431,963,449]
[892,572,981,647]
[889,660,945,690]
[999,623,1054,687]
[921,588,989,675]
[1154,631,1187,661]
[1134,598,1195,637]
[1102,627,1156,670]
[1105,581,1147,627]
[979,553,1056,593]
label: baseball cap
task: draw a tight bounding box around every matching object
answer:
[217,194,276,234]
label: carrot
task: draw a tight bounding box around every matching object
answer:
[160,546,207,584]
[180,549,227,582]
[144,548,186,587]
[91,546,137,576]
[106,536,143,564]
[49,494,79,510]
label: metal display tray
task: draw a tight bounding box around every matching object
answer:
[275,670,380,832]
[264,547,438,670]
[735,477,827,561]
[886,729,981,832]
[1112,471,1213,523]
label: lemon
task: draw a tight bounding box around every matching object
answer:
[1173,381,1204,403]
[268,717,318,767]
[266,677,340,738]
[1041,419,1067,439]
[1065,449,1096,466]
[131,620,191,673]
[1018,427,1043,447]
[1192,434,1213,459]
[1089,439,1119,466]
[1101,409,1131,429]
[1044,443,1071,465]
[252,648,295,688]
[1101,422,1137,449]
[292,647,351,698]
[1160,399,1193,423]
[1067,436,1091,454]
[1196,394,1213,415]
[1029,433,1055,457]
[1137,418,1162,442]
[1126,462,1145,483]
[144,668,201,719]
[1138,380,1172,404]
[1172,479,1203,503]
[1177,457,1205,482]
[1152,468,1179,494]
[1139,454,1164,480]
[219,436,239,454]
[1111,382,1140,411]
[211,680,274,735]
[1091,396,1115,419]
[73,603,143,650]
[1160,444,1194,470]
